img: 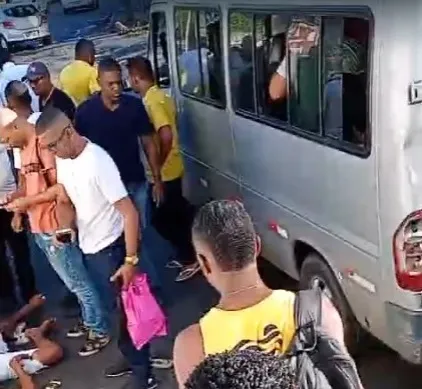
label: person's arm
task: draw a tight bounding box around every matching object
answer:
[147,98,174,167]
[4,184,67,213]
[269,58,288,101]
[88,67,100,95]
[173,323,205,389]
[9,357,37,389]
[321,295,345,347]
[141,133,162,183]
[94,149,139,287]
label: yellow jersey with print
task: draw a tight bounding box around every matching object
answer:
[58,60,100,106]
[144,85,184,182]
[199,290,296,356]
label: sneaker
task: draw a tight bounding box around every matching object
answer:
[78,332,110,357]
[105,359,132,378]
[150,358,173,369]
[175,263,201,282]
[148,377,158,389]
[66,321,88,338]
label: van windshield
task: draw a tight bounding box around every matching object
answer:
[4,5,38,18]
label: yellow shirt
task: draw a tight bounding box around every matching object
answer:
[58,60,100,106]
[199,290,296,356]
[144,85,184,182]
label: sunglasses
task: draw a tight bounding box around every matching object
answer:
[45,125,72,151]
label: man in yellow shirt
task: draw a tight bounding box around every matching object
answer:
[58,39,100,106]
[127,56,200,283]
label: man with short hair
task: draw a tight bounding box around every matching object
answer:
[173,200,348,388]
[127,56,200,283]
[26,62,75,121]
[185,350,297,389]
[0,107,110,357]
[16,106,156,389]
[58,39,100,106]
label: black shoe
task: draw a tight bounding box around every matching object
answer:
[66,321,88,338]
[105,359,132,378]
[120,377,158,389]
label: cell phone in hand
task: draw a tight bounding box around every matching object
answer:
[55,229,73,244]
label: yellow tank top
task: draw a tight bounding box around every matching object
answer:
[199,290,296,356]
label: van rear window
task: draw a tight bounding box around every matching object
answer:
[4,5,38,18]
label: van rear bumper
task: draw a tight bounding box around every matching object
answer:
[385,301,422,364]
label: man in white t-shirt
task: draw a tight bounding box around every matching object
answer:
[12,106,156,389]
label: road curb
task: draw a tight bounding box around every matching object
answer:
[15,31,123,56]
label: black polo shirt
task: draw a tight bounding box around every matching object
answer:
[40,88,75,121]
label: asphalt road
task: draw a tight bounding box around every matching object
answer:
[8,8,422,389]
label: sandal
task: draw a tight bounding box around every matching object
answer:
[43,380,62,389]
[150,358,173,369]
[175,263,201,282]
[166,260,182,269]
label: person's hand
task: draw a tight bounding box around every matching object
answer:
[110,263,137,288]
[9,354,30,372]
[28,294,46,309]
[152,180,164,206]
[5,197,30,213]
[0,192,18,207]
[11,213,23,233]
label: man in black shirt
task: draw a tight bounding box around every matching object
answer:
[25,62,75,121]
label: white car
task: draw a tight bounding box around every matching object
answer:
[60,0,99,14]
[0,3,51,48]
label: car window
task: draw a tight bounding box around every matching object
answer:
[4,5,38,18]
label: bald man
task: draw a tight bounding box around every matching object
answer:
[0,107,110,357]
[12,106,156,389]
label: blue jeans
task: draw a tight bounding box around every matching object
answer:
[34,233,108,335]
[126,181,160,290]
[84,236,151,388]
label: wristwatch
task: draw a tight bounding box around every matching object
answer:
[124,255,139,266]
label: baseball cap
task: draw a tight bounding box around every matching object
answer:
[26,61,49,81]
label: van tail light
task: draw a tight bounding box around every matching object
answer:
[3,20,14,29]
[393,210,422,291]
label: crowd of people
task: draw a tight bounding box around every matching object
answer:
[0,37,364,389]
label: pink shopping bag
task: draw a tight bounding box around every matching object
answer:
[121,273,167,350]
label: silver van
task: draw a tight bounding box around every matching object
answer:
[148,0,422,363]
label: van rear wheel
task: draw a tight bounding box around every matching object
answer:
[299,252,361,355]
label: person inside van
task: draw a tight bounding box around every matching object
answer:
[173,200,345,387]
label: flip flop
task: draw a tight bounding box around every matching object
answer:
[43,380,62,389]
[150,358,173,369]
[175,263,201,282]
[166,260,182,269]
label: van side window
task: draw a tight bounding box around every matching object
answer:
[175,8,225,106]
[322,17,369,146]
[150,12,170,88]
[229,11,371,156]
[287,17,321,134]
[229,12,255,112]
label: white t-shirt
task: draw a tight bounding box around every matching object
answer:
[0,63,39,112]
[55,142,128,254]
[0,144,16,198]
[0,348,45,382]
